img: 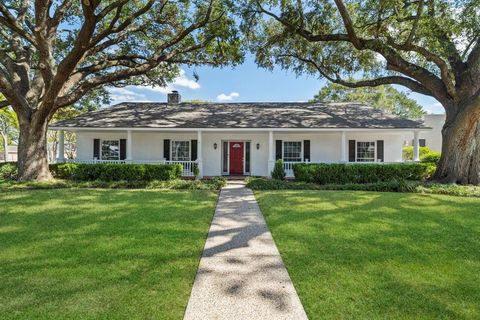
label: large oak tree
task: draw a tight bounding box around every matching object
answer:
[242,0,480,184]
[0,0,242,181]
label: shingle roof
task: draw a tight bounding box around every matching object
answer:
[50,102,426,129]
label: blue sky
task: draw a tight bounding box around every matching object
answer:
[107,54,445,114]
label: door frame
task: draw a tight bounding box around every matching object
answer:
[221,140,251,176]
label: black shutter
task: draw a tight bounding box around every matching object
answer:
[191,140,198,161]
[93,139,100,159]
[303,140,310,161]
[348,140,356,162]
[120,139,127,160]
[275,140,282,160]
[376,140,384,162]
[419,139,426,147]
[163,139,170,160]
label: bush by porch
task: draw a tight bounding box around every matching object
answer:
[49,163,183,181]
[292,162,435,184]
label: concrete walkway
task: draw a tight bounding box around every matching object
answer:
[183,181,308,320]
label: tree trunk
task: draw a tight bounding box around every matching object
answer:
[17,117,52,181]
[434,100,480,185]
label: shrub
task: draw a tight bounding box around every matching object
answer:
[49,163,182,181]
[271,159,286,180]
[192,163,200,178]
[246,177,480,197]
[403,146,437,161]
[210,176,227,189]
[293,162,435,184]
[421,151,441,164]
[0,162,17,180]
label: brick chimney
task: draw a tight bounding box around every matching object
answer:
[167,90,181,105]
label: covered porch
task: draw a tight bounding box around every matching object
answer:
[53,128,425,178]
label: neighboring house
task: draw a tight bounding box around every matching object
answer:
[0,145,18,162]
[50,92,431,178]
[401,113,445,152]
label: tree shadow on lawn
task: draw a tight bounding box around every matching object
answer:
[0,189,217,319]
[256,191,480,319]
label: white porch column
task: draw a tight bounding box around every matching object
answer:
[267,130,275,177]
[413,131,420,161]
[197,130,203,178]
[126,130,133,162]
[56,130,65,163]
[340,131,347,162]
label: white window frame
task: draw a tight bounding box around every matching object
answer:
[282,140,303,162]
[100,139,120,160]
[355,141,376,162]
[171,140,191,161]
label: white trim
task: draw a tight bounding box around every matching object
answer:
[51,126,431,133]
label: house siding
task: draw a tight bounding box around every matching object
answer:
[76,130,410,176]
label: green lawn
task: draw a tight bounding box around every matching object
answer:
[255,191,480,320]
[0,189,217,319]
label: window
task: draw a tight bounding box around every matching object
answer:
[283,141,302,162]
[172,141,190,161]
[356,141,375,162]
[222,141,229,174]
[245,141,251,173]
[101,140,120,160]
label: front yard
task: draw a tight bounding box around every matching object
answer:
[255,191,480,319]
[0,189,217,319]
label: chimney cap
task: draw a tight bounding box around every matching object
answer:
[167,91,181,105]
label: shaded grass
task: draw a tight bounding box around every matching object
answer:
[0,177,227,191]
[0,189,217,319]
[255,191,480,319]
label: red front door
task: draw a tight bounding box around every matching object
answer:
[229,142,244,175]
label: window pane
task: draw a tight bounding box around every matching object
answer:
[101,140,119,160]
[245,142,250,173]
[356,141,375,162]
[283,141,302,162]
[222,141,228,173]
[172,141,190,161]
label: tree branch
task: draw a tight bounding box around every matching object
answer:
[281,53,433,97]
[0,100,10,109]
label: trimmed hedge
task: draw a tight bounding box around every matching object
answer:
[421,152,441,164]
[246,177,480,197]
[49,163,183,181]
[293,163,435,184]
[1,177,228,191]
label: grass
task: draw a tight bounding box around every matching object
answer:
[255,191,480,319]
[0,177,227,191]
[0,189,217,319]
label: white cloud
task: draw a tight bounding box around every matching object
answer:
[217,92,240,101]
[107,87,148,104]
[137,69,200,94]
[423,102,445,114]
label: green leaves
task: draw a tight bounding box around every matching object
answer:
[312,83,425,118]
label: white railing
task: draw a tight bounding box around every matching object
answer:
[63,159,196,177]
[165,160,196,177]
[283,161,299,178]
[66,159,129,164]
